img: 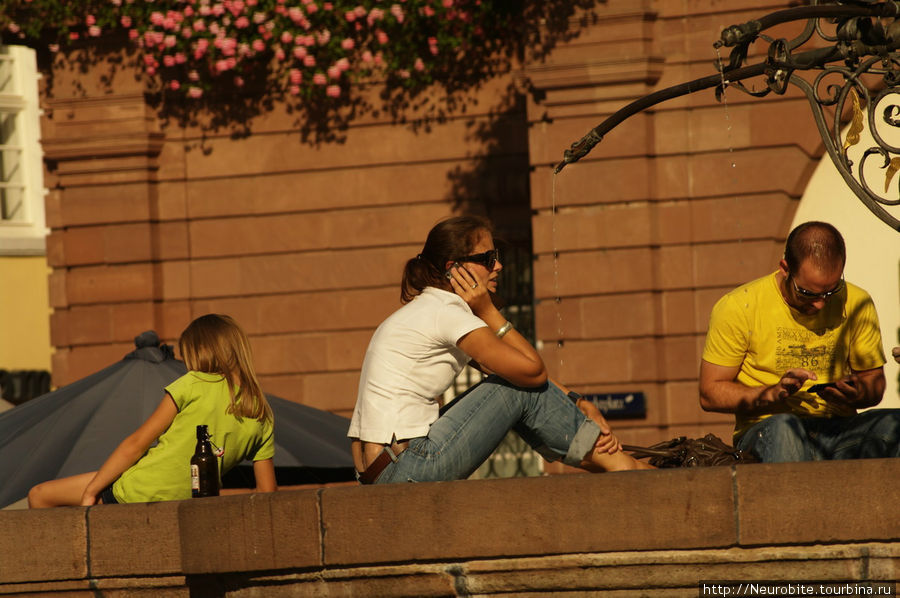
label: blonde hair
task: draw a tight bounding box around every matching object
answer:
[178,314,273,423]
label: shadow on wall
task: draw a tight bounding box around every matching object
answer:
[30,2,599,145]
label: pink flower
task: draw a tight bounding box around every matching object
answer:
[188,87,203,98]
[326,84,340,97]
[375,30,388,44]
[188,70,200,81]
[289,68,302,84]
[121,15,133,27]
[423,5,434,16]
[234,76,244,87]
[303,54,316,67]
[336,57,349,71]
[150,11,165,25]
[340,38,354,50]
[192,19,206,31]
[288,7,304,23]
[85,14,96,26]
[313,72,326,85]
[146,66,156,75]
[174,52,187,64]
[275,47,286,60]
[163,54,176,67]
[169,80,180,90]
[414,57,424,71]
[128,29,138,40]
[442,0,453,6]
[88,25,101,37]
[354,5,366,17]
[344,11,355,22]
[390,4,404,22]
[327,65,341,79]
[398,69,410,79]
[306,2,317,13]
[373,52,384,66]
[164,35,176,48]
[367,8,384,25]
[289,84,300,95]
[317,30,330,45]
[215,59,231,72]
[253,11,267,23]
[184,6,194,17]
[48,43,60,52]
[230,0,246,17]
[252,39,265,52]
[235,16,249,28]
[212,4,225,17]
[280,31,293,44]
[323,2,333,10]
[69,32,79,40]
[361,50,373,63]
[292,46,307,59]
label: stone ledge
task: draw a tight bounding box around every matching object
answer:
[1,459,898,595]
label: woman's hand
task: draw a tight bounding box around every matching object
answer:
[447,263,494,318]
[80,490,98,507]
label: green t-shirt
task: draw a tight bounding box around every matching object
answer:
[702,272,886,438]
[113,371,275,503]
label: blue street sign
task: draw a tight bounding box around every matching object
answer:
[580,392,646,419]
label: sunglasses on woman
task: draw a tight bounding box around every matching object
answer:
[456,248,500,271]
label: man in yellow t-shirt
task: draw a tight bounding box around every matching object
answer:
[699,221,895,462]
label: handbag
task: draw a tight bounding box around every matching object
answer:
[622,433,759,468]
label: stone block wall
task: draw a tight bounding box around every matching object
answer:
[1,460,898,596]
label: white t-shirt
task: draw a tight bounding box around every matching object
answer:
[348,287,488,443]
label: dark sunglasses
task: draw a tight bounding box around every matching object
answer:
[790,275,844,301]
[456,248,500,270]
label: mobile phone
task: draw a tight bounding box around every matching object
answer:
[444,262,461,280]
[808,380,855,395]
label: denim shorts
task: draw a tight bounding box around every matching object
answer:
[99,485,119,505]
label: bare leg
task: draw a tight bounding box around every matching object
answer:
[575,398,654,472]
[28,472,97,508]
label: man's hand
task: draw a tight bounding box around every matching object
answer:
[755,368,817,408]
[817,376,860,407]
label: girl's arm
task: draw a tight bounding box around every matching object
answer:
[219,459,277,495]
[450,265,547,388]
[81,394,178,506]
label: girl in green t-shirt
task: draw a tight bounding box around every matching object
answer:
[28,314,276,507]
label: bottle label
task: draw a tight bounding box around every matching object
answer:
[191,464,200,491]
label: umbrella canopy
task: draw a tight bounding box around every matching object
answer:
[0,331,354,509]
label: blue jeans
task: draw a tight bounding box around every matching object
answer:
[375,376,602,483]
[735,410,900,462]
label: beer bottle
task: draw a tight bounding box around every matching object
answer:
[191,424,219,497]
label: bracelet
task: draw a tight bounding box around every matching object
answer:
[496,321,513,338]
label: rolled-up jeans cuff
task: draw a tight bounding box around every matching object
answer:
[562,418,602,466]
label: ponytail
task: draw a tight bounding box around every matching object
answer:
[400,215,493,303]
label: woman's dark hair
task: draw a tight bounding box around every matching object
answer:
[401,215,493,303]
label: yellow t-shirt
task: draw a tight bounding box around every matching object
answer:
[113,371,274,503]
[702,272,885,438]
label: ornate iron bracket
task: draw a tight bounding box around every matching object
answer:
[555,0,900,232]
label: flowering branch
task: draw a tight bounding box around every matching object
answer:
[0,0,515,101]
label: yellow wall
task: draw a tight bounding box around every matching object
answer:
[0,256,52,371]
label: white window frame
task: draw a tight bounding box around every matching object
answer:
[0,45,46,255]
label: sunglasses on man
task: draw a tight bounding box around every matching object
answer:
[456,248,500,271]
[789,275,844,301]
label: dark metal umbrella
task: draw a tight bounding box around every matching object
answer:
[0,331,353,509]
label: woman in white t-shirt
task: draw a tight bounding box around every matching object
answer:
[348,216,650,483]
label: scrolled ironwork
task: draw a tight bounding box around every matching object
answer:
[555,0,900,232]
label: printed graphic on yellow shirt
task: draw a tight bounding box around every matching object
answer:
[775,326,840,379]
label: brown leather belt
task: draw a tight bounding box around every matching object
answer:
[357,440,409,485]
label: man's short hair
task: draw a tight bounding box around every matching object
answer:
[784,221,846,274]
